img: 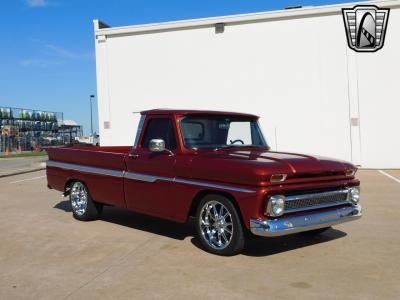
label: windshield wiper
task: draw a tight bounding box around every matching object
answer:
[213,145,266,151]
[213,145,239,151]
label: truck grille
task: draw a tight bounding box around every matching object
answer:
[284,189,350,213]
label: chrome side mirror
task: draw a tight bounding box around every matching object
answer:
[148,139,174,156]
[149,139,166,152]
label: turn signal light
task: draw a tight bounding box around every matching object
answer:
[345,169,357,177]
[270,174,287,182]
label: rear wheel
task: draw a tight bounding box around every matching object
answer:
[195,194,245,256]
[70,181,102,221]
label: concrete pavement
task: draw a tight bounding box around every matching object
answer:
[0,170,399,299]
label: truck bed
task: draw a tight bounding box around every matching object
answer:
[47,146,132,208]
[53,145,132,154]
[47,146,131,167]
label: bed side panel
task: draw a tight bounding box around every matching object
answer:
[47,147,126,208]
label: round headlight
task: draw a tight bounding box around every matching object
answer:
[268,195,285,216]
[349,187,360,204]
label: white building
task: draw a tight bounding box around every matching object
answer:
[94,0,400,168]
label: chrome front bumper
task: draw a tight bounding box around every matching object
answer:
[250,204,362,237]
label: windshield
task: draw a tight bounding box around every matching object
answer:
[180,116,268,150]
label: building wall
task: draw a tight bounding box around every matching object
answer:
[94,1,400,168]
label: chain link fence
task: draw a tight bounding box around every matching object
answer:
[0,107,83,154]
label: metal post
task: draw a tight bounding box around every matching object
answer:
[90,95,95,136]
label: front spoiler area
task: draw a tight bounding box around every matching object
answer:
[250,204,362,237]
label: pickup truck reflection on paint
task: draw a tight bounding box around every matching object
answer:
[46,109,362,255]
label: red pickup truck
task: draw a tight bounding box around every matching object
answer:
[47,109,362,255]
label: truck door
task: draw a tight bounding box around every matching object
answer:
[124,116,178,218]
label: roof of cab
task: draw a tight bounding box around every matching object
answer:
[140,109,258,118]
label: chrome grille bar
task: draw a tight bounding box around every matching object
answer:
[284,189,350,213]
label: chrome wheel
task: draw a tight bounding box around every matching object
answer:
[199,200,234,250]
[70,182,88,216]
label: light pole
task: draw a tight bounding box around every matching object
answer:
[89,95,95,136]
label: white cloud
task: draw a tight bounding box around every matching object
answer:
[19,59,62,68]
[46,44,77,59]
[19,41,93,68]
[45,43,93,60]
[27,0,48,7]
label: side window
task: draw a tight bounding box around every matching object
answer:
[180,121,204,147]
[141,118,177,150]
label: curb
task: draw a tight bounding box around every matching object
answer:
[0,168,46,179]
[0,162,47,179]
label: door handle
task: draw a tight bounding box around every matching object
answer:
[128,154,140,159]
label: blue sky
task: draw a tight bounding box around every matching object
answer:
[0,0,359,135]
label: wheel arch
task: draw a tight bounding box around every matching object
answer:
[64,178,84,196]
[188,190,245,227]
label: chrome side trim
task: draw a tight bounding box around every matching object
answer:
[174,178,255,193]
[250,204,362,237]
[47,160,255,193]
[47,160,124,178]
[124,172,172,183]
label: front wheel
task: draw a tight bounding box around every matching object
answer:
[195,195,245,256]
[70,181,103,221]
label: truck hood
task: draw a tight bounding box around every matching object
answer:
[188,149,354,186]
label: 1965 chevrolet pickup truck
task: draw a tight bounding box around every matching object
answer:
[47,109,362,255]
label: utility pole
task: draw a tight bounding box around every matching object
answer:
[90,95,95,136]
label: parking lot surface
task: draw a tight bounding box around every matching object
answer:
[0,170,399,300]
